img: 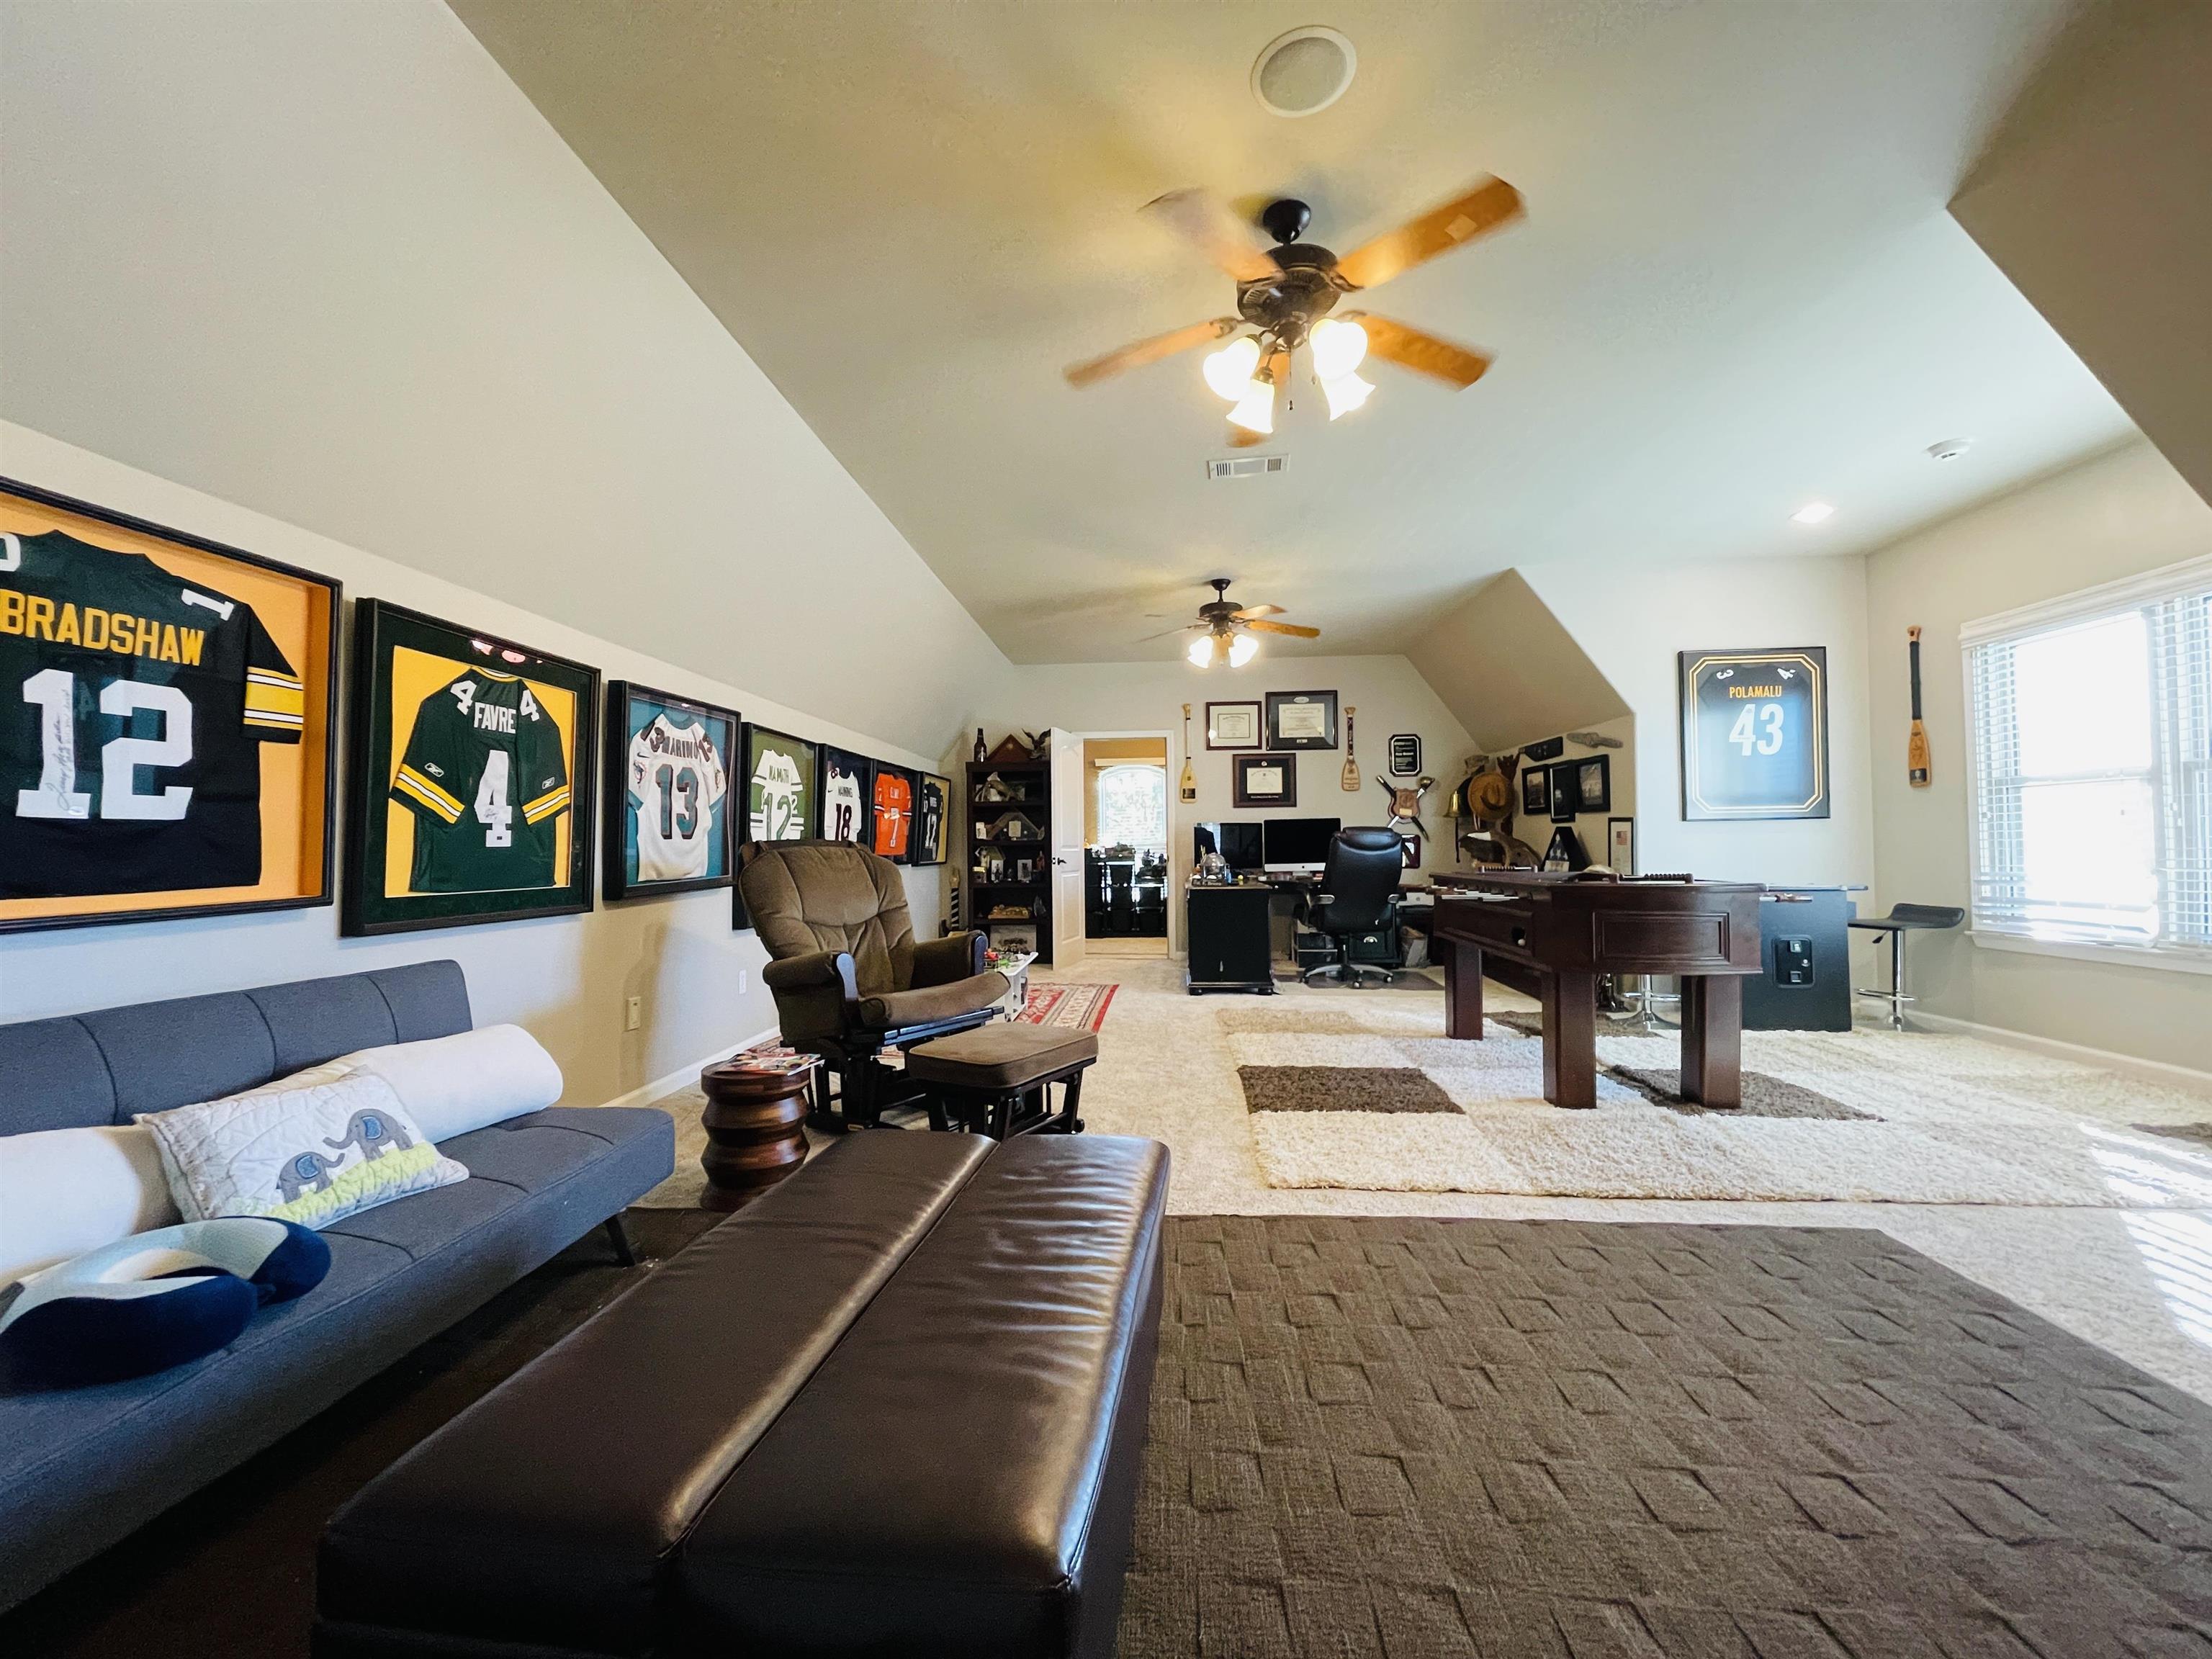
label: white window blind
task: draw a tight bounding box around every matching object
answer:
[1962,554,2212,964]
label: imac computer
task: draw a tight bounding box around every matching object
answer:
[1215,821,1265,873]
[1262,817,1341,875]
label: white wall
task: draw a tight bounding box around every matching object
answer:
[1863,439,2212,1072]
[0,427,956,1104]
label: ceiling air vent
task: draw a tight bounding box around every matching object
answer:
[1205,454,1287,481]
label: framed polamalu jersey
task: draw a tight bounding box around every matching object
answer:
[1,480,338,935]
[602,682,736,901]
[1678,647,1830,821]
[818,745,871,846]
[342,600,598,935]
[869,763,914,863]
[912,772,949,866]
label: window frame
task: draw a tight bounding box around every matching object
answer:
[1960,551,2212,975]
[1093,761,1168,851]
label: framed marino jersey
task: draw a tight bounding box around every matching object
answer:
[602,681,737,901]
[1678,647,1830,822]
[1,481,338,934]
[343,600,598,935]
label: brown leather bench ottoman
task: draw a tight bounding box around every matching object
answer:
[314,1129,1168,1659]
[907,1023,1098,1138]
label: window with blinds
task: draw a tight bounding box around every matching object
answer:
[1963,554,2212,964]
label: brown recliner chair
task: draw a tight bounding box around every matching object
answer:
[740,840,1007,1129]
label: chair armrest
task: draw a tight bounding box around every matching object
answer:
[911,931,987,988]
[763,951,860,1001]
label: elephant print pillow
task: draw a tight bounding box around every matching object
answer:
[138,1065,467,1230]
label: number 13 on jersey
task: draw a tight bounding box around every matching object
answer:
[1679,648,1830,822]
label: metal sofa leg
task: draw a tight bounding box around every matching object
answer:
[604,1215,639,1268]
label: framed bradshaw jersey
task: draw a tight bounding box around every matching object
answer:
[869,761,915,863]
[1,480,338,935]
[912,772,950,866]
[818,745,871,847]
[603,681,736,901]
[1678,646,1830,822]
[343,600,598,935]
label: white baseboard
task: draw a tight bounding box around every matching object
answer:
[1907,1010,2212,1097]
[593,1024,782,1111]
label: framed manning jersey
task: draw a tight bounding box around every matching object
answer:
[602,682,736,901]
[0,480,338,935]
[1678,647,1830,822]
[912,772,949,866]
[343,600,598,935]
[869,762,914,863]
[818,745,871,846]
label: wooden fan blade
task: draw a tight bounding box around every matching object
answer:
[1244,619,1320,638]
[1143,189,1279,283]
[1334,176,1524,292]
[1064,317,1239,387]
[1231,603,1285,619]
[1352,313,1495,389]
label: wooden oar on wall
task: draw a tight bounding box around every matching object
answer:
[1341,707,1361,791]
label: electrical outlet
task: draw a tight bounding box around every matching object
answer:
[625,995,643,1032]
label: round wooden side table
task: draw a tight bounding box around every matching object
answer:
[697,1060,814,1211]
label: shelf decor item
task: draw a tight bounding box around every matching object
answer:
[1233,752,1298,808]
[1,480,342,936]
[1265,689,1339,750]
[343,599,597,936]
[602,682,737,902]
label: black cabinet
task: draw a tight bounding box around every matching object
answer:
[1742,888,1855,1032]
[1186,885,1276,994]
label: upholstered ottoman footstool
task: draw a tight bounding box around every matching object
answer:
[907,1025,1097,1138]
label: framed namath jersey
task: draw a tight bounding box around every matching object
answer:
[1,480,338,935]
[603,682,737,901]
[818,745,871,846]
[343,600,598,935]
[1678,647,1830,822]
[734,722,817,930]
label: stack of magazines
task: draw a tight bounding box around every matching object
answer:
[723,1040,818,1079]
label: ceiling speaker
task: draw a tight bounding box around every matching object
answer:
[1251,27,1357,118]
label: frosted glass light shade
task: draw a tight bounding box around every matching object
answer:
[1228,634,1259,667]
[1322,370,1375,420]
[1202,336,1262,401]
[1310,318,1368,380]
[1227,378,1276,433]
[1187,634,1216,667]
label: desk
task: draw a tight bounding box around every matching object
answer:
[1433,873,1763,1108]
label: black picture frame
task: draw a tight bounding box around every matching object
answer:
[1205,699,1264,750]
[601,681,738,902]
[868,759,916,864]
[1548,763,1580,823]
[1233,752,1298,809]
[1388,733,1423,776]
[1606,816,1635,876]
[1678,647,1831,821]
[1521,735,1565,763]
[1573,753,1612,815]
[1520,765,1551,818]
[0,479,343,936]
[1265,690,1339,750]
[913,771,950,865]
[818,745,872,845]
[1399,833,1421,869]
[734,722,818,930]
[342,599,598,936]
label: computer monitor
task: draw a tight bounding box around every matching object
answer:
[1217,820,1264,872]
[1262,817,1341,874]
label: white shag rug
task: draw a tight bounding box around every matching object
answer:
[1232,1003,2212,1208]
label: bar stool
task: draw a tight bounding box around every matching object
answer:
[1849,904,1964,1029]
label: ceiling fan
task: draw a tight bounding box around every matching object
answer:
[1064,176,1524,446]
[1147,578,1320,667]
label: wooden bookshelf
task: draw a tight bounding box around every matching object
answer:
[966,756,1054,965]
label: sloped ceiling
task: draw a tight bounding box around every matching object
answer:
[1406,570,1628,752]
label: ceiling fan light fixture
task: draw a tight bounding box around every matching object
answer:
[1321,370,1375,420]
[1309,318,1367,379]
[1201,335,1262,401]
[1228,633,1259,667]
[1187,634,1215,667]
[1227,374,1276,434]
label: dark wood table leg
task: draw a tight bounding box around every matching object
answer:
[1444,940,1486,1039]
[1542,970,1598,1109]
[1680,974,1743,1107]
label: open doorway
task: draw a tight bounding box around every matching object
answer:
[1079,734,1171,956]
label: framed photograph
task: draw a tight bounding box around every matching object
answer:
[1,480,340,935]
[912,771,950,865]
[1573,754,1612,814]
[819,745,871,845]
[343,600,596,936]
[1265,690,1338,750]
[870,761,914,863]
[1549,763,1579,823]
[1205,699,1263,750]
[1607,817,1635,876]
[1398,833,1421,869]
[1233,752,1298,809]
[1679,647,1830,821]
[1388,733,1423,776]
[1520,765,1551,819]
[602,682,736,902]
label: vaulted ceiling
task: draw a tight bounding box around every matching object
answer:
[457,0,2132,665]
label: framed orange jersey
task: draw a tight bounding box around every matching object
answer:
[869,762,913,863]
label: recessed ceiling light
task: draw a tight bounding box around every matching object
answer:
[1251,27,1357,118]
[1791,502,1836,525]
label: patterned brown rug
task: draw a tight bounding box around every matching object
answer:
[1116,1215,2212,1658]
[1240,1066,1460,1115]
[1609,1066,1874,1121]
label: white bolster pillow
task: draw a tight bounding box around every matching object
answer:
[0,1125,181,1288]
[336,1025,564,1145]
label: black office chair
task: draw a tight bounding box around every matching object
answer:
[1298,827,1407,987]
[1848,902,1965,1029]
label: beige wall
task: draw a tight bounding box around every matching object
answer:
[1408,571,1632,751]
[1863,439,2212,1071]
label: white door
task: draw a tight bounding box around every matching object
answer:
[1049,726,1087,967]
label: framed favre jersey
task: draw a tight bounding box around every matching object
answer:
[912,771,949,866]
[343,600,598,935]
[1,480,338,935]
[1678,647,1830,822]
[603,682,736,900]
[818,745,871,847]
[869,761,914,863]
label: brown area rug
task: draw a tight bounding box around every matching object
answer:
[1240,1066,1460,1115]
[2140,1123,2212,1151]
[1609,1066,1876,1121]
[1117,1215,2212,1658]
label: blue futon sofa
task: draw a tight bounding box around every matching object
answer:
[0,961,675,1612]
